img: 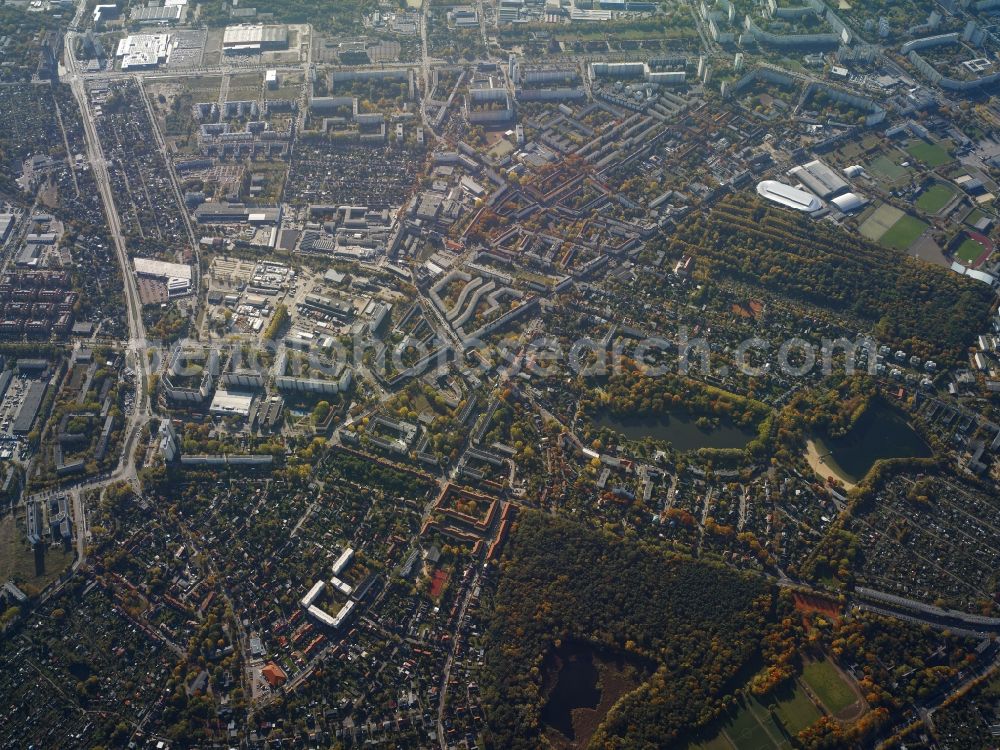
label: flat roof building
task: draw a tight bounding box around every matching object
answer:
[194,202,281,224]
[209,389,254,417]
[787,159,848,199]
[0,214,13,243]
[12,381,47,434]
[332,547,354,576]
[128,5,182,24]
[115,33,175,70]
[134,257,192,297]
[222,24,288,54]
[300,580,325,608]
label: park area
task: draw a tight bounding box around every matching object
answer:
[686,656,864,749]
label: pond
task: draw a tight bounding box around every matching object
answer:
[541,644,602,740]
[541,641,655,747]
[820,400,931,481]
[591,410,759,452]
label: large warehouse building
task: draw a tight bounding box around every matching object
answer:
[787,159,848,200]
[222,24,289,55]
[134,257,193,298]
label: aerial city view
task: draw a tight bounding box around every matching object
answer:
[3,0,1000,746]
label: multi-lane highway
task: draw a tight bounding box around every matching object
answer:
[61,26,155,552]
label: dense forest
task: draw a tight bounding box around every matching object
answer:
[197,0,375,32]
[481,511,772,748]
[662,195,995,360]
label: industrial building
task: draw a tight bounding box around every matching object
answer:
[0,214,14,244]
[128,4,183,24]
[222,24,289,54]
[134,257,192,297]
[194,202,281,225]
[12,380,47,434]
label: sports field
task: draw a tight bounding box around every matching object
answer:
[771,683,822,735]
[692,699,790,750]
[802,659,857,715]
[956,237,988,265]
[880,214,929,250]
[868,155,909,182]
[915,183,957,214]
[964,208,989,227]
[906,140,952,167]
[687,685,822,750]
[859,203,903,241]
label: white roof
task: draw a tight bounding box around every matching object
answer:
[332,600,355,628]
[951,261,996,285]
[831,192,867,212]
[756,180,822,212]
[306,604,337,627]
[116,33,174,70]
[843,165,864,177]
[300,580,325,608]
[332,547,354,575]
[209,389,254,416]
[330,575,354,596]
[223,24,288,46]
[134,257,192,280]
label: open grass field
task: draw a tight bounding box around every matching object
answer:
[880,214,929,250]
[689,735,735,750]
[859,203,903,241]
[906,139,953,167]
[772,683,822,735]
[956,237,987,264]
[687,686,823,750]
[868,155,910,183]
[802,659,857,715]
[0,513,74,597]
[724,700,785,750]
[834,141,863,161]
[915,183,957,214]
[964,208,989,227]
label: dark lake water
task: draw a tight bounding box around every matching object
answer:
[591,410,758,451]
[823,400,931,480]
[540,644,602,740]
